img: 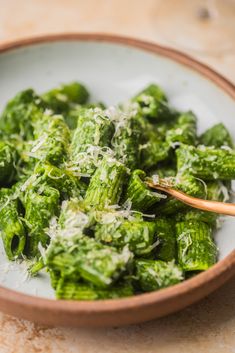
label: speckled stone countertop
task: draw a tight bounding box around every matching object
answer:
[0,1,235,352]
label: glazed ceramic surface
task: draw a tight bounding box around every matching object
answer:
[0,35,234,326]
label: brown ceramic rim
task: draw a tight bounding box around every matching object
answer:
[0,33,235,327]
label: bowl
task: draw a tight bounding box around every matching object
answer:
[0,34,235,327]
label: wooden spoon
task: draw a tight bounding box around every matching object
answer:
[146,180,235,217]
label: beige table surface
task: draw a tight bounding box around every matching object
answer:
[0,1,235,352]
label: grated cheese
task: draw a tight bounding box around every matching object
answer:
[218,181,230,202]
[31,133,48,153]
[38,242,46,261]
[152,174,160,185]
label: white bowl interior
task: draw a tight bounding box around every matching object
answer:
[0,40,234,298]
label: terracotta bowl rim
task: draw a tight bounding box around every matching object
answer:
[0,32,235,315]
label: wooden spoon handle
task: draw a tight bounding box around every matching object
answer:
[147,183,235,217]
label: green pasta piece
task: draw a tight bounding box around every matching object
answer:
[124,169,162,211]
[63,106,81,130]
[112,112,143,170]
[166,111,197,146]
[175,180,229,227]
[11,128,55,180]
[84,158,127,209]
[42,82,89,113]
[199,123,234,148]
[10,178,27,208]
[141,140,170,171]
[175,210,217,228]
[0,188,26,259]
[24,186,60,257]
[132,84,173,120]
[136,259,183,292]
[154,174,206,215]
[136,117,171,170]
[95,216,157,256]
[66,102,106,130]
[56,278,133,300]
[31,114,70,166]
[155,120,178,139]
[176,220,217,271]
[0,141,18,185]
[154,164,176,178]
[134,108,160,138]
[50,270,61,290]
[70,108,114,175]
[11,137,35,178]
[28,258,45,276]
[71,108,113,150]
[33,163,87,199]
[155,217,176,261]
[46,234,133,288]
[0,89,44,139]
[176,144,235,180]
[57,198,91,232]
